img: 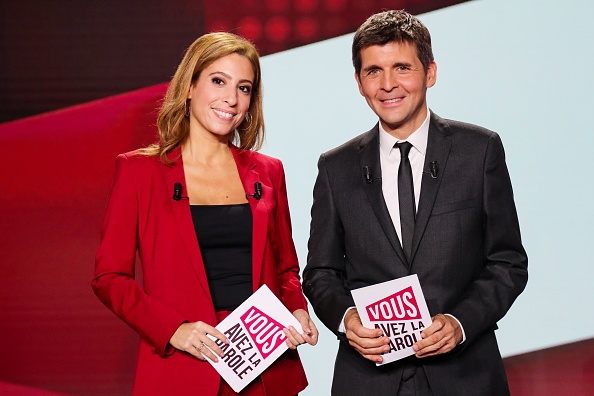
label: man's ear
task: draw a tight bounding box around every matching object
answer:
[354,71,364,96]
[426,61,437,88]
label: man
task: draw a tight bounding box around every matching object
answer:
[302,10,528,396]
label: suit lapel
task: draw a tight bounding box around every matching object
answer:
[411,113,452,262]
[231,146,267,292]
[163,148,212,297]
[358,126,408,266]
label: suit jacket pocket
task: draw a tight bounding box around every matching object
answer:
[431,199,475,216]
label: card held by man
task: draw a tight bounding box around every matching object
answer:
[351,275,432,365]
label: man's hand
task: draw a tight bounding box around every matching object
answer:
[344,308,390,363]
[413,314,462,358]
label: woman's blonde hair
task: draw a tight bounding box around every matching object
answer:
[143,32,264,162]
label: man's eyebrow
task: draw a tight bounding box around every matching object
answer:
[361,64,380,73]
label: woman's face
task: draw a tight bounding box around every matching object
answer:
[187,53,254,140]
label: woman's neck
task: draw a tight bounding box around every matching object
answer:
[182,133,232,166]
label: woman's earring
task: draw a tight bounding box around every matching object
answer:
[185,99,191,118]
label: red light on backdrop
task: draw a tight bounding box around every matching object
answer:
[266,16,291,42]
[238,17,263,41]
[296,17,318,40]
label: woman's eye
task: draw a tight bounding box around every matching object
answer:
[239,85,252,94]
[212,77,224,85]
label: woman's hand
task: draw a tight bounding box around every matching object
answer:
[169,321,229,362]
[284,309,319,349]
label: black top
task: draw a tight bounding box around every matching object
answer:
[190,203,253,311]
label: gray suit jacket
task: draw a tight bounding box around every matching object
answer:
[303,112,528,396]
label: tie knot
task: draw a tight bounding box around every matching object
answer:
[396,141,413,158]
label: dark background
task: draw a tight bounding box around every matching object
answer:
[0,0,463,123]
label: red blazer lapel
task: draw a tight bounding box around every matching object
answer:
[231,146,268,292]
[163,148,212,297]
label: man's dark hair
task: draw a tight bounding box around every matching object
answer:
[352,10,434,76]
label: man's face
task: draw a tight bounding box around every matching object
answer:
[355,41,436,139]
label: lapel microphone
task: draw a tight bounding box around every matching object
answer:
[429,161,439,179]
[364,166,373,184]
[246,182,262,200]
[422,162,439,179]
[172,182,188,201]
[363,166,382,184]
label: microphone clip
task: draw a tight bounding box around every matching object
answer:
[363,166,373,184]
[429,161,439,179]
[422,162,439,179]
[246,182,262,200]
[172,182,188,201]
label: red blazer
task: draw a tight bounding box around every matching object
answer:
[93,145,308,395]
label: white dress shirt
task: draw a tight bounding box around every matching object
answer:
[379,113,429,245]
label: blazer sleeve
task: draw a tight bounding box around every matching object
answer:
[302,154,355,335]
[92,154,186,356]
[271,159,308,314]
[449,133,528,343]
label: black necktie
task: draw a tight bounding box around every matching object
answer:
[396,142,415,263]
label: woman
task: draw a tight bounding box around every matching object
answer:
[92,32,318,395]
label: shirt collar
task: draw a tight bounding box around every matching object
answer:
[379,109,430,157]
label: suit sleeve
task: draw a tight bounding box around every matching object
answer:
[272,159,308,313]
[449,133,528,344]
[302,154,356,335]
[92,154,185,356]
